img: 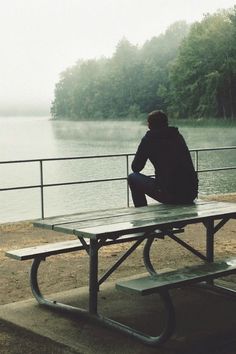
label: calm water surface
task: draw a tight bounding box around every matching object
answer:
[1,116,236,222]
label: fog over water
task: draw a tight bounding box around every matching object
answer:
[0,117,236,222]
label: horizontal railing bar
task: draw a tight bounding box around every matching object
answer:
[0,146,236,165]
[1,145,236,221]
[0,153,135,165]
[1,167,236,192]
[0,147,236,194]
[198,166,236,173]
[189,146,236,153]
[0,185,42,191]
[0,177,128,192]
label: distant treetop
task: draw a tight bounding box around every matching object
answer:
[51,7,236,121]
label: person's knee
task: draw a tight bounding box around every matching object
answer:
[127,172,139,186]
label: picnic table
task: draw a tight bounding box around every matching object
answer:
[6,200,236,346]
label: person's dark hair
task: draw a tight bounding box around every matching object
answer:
[147,110,168,130]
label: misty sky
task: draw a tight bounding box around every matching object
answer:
[0,0,235,114]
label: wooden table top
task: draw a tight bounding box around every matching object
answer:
[34,200,236,240]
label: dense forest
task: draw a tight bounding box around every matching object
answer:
[51,7,236,120]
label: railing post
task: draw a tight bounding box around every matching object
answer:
[39,160,45,219]
[126,155,130,207]
[195,150,199,198]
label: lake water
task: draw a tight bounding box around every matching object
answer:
[1,116,236,223]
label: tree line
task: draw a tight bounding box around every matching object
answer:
[51,7,236,120]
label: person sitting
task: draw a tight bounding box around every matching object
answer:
[128,110,198,207]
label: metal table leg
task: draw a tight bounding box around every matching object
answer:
[206,219,214,263]
[143,236,158,275]
[89,239,99,314]
[30,253,176,346]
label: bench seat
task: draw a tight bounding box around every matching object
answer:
[116,258,236,295]
[6,229,183,261]
[5,233,148,261]
[5,240,84,261]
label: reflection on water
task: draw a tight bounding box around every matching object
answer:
[0,116,236,222]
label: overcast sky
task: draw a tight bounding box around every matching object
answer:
[0,0,235,114]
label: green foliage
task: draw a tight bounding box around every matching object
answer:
[169,7,236,119]
[51,6,236,121]
[51,22,189,120]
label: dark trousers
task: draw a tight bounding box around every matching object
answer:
[128,172,172,207]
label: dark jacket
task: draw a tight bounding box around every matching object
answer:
[132,127,198,202]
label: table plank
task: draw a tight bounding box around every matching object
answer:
[34,200,214,229]
[73,205,236,239]
[34,201,236,239]
[52,201,236,236]
[53,205,192,234]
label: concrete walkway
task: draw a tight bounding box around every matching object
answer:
[1,279,236,354]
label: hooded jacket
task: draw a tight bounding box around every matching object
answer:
[131,127,198,202]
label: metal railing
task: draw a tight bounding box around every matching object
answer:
[0,146,236,219]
